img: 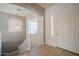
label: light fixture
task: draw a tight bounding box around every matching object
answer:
[16,8,22,16]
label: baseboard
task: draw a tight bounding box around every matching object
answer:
[57,47,79,56]
[10,50,19,56]
[46,44,79,56]
[46,43,57,47]
[1,50,19,56]
[27,48,31,51]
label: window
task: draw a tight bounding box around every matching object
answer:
[28,16,37,34]
[8,19,22,32]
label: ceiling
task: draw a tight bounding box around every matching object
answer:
[37,3,55,8]
[0,3,55,17]
[0,4,34,18]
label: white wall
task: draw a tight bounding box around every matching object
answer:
[45,4,79,54]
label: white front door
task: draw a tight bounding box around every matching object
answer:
[27,15,44,49]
